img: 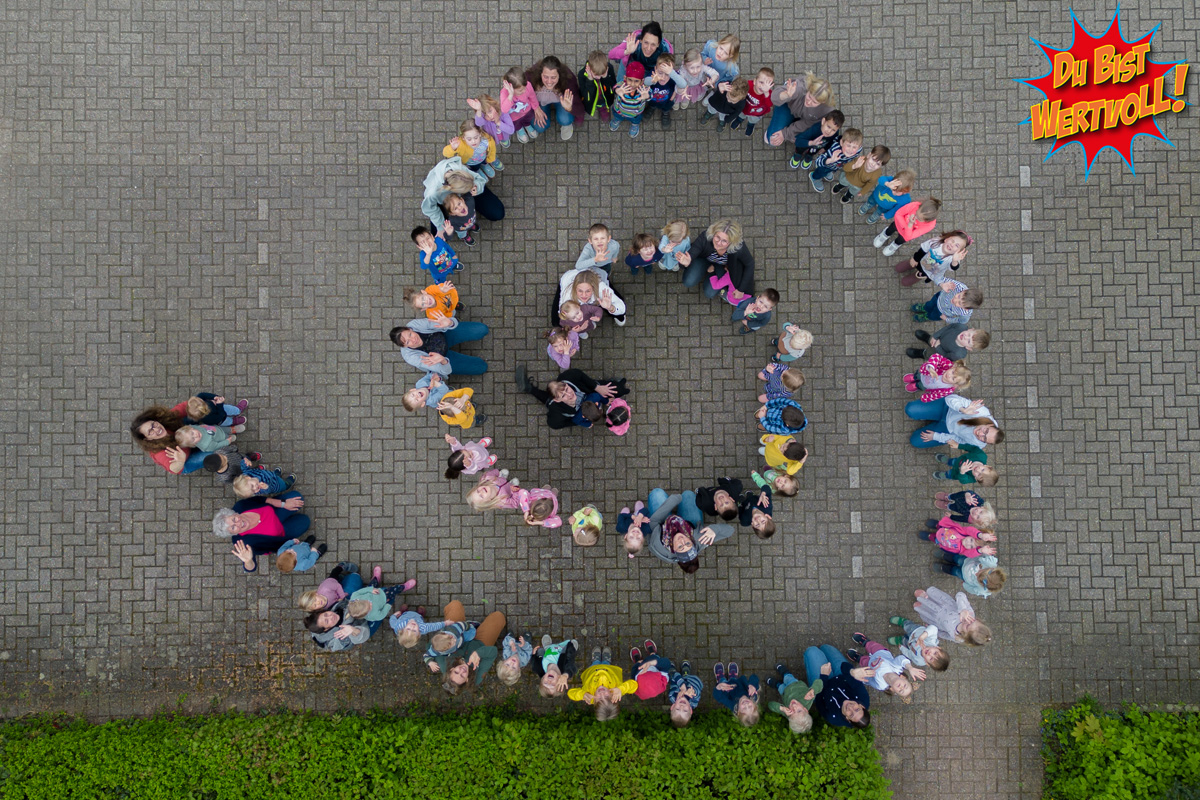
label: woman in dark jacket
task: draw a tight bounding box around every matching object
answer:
[678,219,755,299]
[515,366,630,430]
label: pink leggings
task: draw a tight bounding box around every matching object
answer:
[857,640,887,666]
[708,272,751,305]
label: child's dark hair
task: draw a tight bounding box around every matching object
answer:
[545,327,571,344]
[606,405,630,429]
[782,407,806,430]
[529,497,554,521]
[630,233,655,254]
[581,401,604,424]
[679,559,700,574]
[761,288,780,305]
[851,710,871,729]
[202,454,223,472]
[783,441,807,461]
[823,110,845,127]
[410,225,432,243]
[588,222,610,237]
[719,507,738,522]
[446,450,467,480]
[869,145,892,164]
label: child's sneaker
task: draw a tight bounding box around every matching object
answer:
[713,663,725,681]
[247,452,262,462]
[775,662,788,676]
[867,212,882,224]
[890,616,910,627]
[515,129,529,144]
[679,99,691,110]
[845,648,861,663]
[700,111,714,125]
[492,160,505,171]
[629,646,642,663]
[560,124,573,141]
[463,232,477,247]
[643,265,653,275]
[633,501,645,515]
[934,492,950,502]
[681,660,691,675]
[800,156,813,169]
[591,647,602,664]
[840,192,854,205]
[401,578,417,592]
[716,118,726,130]
[475,413,488,424]
[614,313,627,326]
[232,415,247,426]
[527,127,539,140]
[629,123,640,138]
[609,117,621,132]
[852,632,869,647]
[601,646,612,663]
[887,635,904,646]
[480,164,495,178]
[730,117,743,130]
[934,470,951,480]
[453,261,466,272]
[371,566,382,587]
[541,634,553,648]
[788,153,802,169]
[873,231,890,248]
[809,172,824,193]
[744,123,756,137]
[486,454,498,466]
[935,454,951,465]
[316,543,328,556]
[661,111,672,129]
[644,639,657,655]
[858,203,871,216]
[766,677,779,689]
[304,535,317,545]
[882,242,900,256]
[727,662,740,679]
[500,137,511,148]
[672,100,682,110]
[417,606,427,616]
[630,265,640,276]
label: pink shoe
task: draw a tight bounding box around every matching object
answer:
[479,437,493,447]
[905,382,919,393]
[633,501,645,515]
[934,492,950,501]
[232,415,247,426]
[236,399,249,412]
[401,578,417,592]
[486,455,498,466]
[372,566,383,585]
[620,506,630,515]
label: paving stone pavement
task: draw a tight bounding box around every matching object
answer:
[0,0,1198,796]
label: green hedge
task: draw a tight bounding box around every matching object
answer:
[1043,697,1200,800]
[0,709,890,799]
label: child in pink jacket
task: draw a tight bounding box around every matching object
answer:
[917,517,997,557]
[874,198,940,257]
[516,486,563,528]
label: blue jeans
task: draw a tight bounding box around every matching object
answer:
[780,673,798,689]
[812,163,837,181]
[532,101,574,133]
[681,259,723,298]
[632,654,674,674]
[906,398,950,448]
[804,644,848,685]
[765,104,795,142]
[271,490,312,537]
[860,198,882,222]
[646,488,702,528]
[181,449,211,474]
[924,295,944,321]
[338,571,387,638]
[444,321,490,375]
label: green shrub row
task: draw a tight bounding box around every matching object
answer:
[1043,697,1200,800]
[0,708,890,799]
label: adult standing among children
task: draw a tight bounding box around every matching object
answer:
[514,366,630,430]
[130,403,209,474]
[553,267,628,327]
[389,317,490,378]
[905,395,1004,450]
[525,56,584,140]
[763,73,836,147]
[607,22,673,81]
[421,157,505,232]
[212,490,310,574]
[803,644,872,729]
[678,219,755,300]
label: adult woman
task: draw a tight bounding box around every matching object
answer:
[803,644,872,729]
[764,72,836,147]
[130,404,207,474]
[213,490,310,574]
[515,366,629,430]
[525,56,583,140]
[421,157,505,230]
[607,21,673,81]
[622,490,733,572]
[553,267,627,327]
[303,565,383,652]
[389,317,490,377]
[905,395,1004,450]
[436,609,508,696]
[678,220,755,300]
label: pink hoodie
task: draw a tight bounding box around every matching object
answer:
[893,201,938,243]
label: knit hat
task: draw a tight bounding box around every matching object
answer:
[624,61,646,81]
[605,398,632,436]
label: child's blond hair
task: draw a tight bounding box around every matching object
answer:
[656,53,676,70]
[886,675,916,703]
[788,328,814,352]
[975,466,999,488]
[773,474,800,497]
[715,34,741,62]
[429,631,457,653]
[964,621,994,646]
[893,169,917,192]
[231,474,259,499]
[174,425,199,445]
[476,94,502,118]
[623,536,643,555]
[346,599,371,619]
[781,369,805,392]
[916,197,941,220]
[595,696,620,721]
[186,396,211,420]
[970,502,998,531]
[944,363,972,391]
[466,475,511,511]
[275,550,297,574]
[558,299,582,320]
[539,678,566,698]
[735,701,760,728]
[681,47,703,67]
[788,710,813,734]
[661,219,688,242]
[396,626,420,648]
[723,76,749,103]
[980,567,1008,592]
[840,127,864,146]
[495,660,522,686]
[585,50,610,76]
[297,591,322,611]
[670,706,693,727]
[459,119,483,137]
[573,524,600,547]
[401,389,424,413]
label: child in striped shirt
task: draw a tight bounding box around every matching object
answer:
[610,62,650,138]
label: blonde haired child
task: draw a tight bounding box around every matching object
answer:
[670,48,718,110]
[444,433,495,480]
[533,636,579,697]
[860,170,915,224]
[389,606,444,649]
[913,586,994,646]
[887,617,950,672]
[348,576,415,623]
[569,504,603,547]
[658,219,690,272]
[437,387,485,429]
[403,281,460,327]
[895,230,973,287]
[441,119,500,178]
[712,662,761,727]
[938,553,1007,598]
[875,197,941,258]
[808,127,864,193]
[846,634,925,703]
[568,647,639,721]
[515,486,562,528]
[921,516,998,558]
[766,664,822,734]
[700,35,741,84]
[466,94,515,149]
[757,469,800,497]
[175,424,237,452]
[667,661,703,727]
[557,299,602,340]
[402,373,449,413]
[495,633,533,686]
[501,67,540,144]
[772,323,812,364]
[701,76,749,130]
[466,468,520,512]
[185,393,247,427]
[757,362,805,402]
[904,353,971,403]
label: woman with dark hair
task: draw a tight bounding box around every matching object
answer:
[619,490,734,571]
[130,403,207,474]
[435,610,507,696]
[389,317,490,378]
[525,56,583,140]
[421,158,505,231]
[304,564,382,653]
[514,366,630,430]
[677,219,755,300]
[608,22,673,81]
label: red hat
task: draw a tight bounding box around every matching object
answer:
[624,62,646,81]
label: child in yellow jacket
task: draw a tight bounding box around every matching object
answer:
[442,120,501,178]
[567,647,638,721]
[437,387,486,429]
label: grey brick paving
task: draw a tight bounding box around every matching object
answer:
[1,0,1198,797]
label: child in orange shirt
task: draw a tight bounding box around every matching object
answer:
[404,281,462,327]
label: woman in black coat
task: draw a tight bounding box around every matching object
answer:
[678,219,755,299]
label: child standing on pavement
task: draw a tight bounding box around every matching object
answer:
[495,633,534,686]
[789,110,844,170]
[629,639,674,701]
[859,170,915,224]
[772,324,812,364]
[732,68,775,136]
[671,48,719,111]
[185,393,248,427]
[577,51,618,122]
[700,35,741,85]
[534,636,580,697]
[912,278,982,326]
[568,647,639,721]
[643,54,680,128]
[667,661,704,727]
[625,233,663,276]
[444,433,496,479]
[467,94,514,149]
[658,219,691,272]
[758,362,805,400]
[440,193,479,247]
[501,68,540,144]
[274,535,327,574]
[610,62,650,138]
[437,387,485,429]
[441,120,501,178]
[732,289,779,334]
[569,504,603,547]
[887,617,950,672]
[831,145,890,206]
[404,281,460,326]
[875,197,940,257]
[712,661,761,727]
[575,223,622,276]
[807,128,863,194]
[545,327,581,369]
[701,76,749,130]
[516,486,563,528]
[845,634,925,703]
[411,226,462,281]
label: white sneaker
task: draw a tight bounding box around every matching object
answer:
[541,634,553,648]
[560,124,574,141]
[527,128,539,140]
[614,314,627,327]
[882,242,900,256]
[873,231,890,248]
